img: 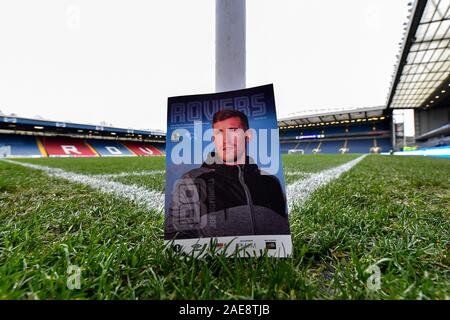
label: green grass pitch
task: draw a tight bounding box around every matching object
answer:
[0,154,448,299]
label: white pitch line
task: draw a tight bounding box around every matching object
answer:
[94,170,165,179]
[3,155,366,214]
[3,160,165,212]
[284,171,314,178]
[286,154,367,210]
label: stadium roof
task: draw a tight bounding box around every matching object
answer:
[387,0,450,110]
[277,106,388,128]
[1,115,166,137]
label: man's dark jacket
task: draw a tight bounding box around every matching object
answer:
[165,154,290,239]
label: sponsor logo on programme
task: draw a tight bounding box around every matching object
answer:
[191,243,203,251]
[237,240,256,249]
[172,244,182,253]
[265,241,277,250]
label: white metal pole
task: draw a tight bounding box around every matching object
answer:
[402,111,406,148]
[215,0,246,92]
[392,118,396,151]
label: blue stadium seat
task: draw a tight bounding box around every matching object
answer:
[317,140,345,154]
[87,139,134,156]
[280,142,299,153]
[347,139,374,153]
[152,142,166,154]
[375,138,392,152]
[301,141,313,154]
[0,134,42,157]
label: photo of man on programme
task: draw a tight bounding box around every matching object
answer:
[165,108,290,240]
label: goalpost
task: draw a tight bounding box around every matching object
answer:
[0,146,11,158]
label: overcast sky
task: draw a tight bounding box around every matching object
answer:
[0,0,411,133]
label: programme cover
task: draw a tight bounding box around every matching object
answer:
[165,84,292,257]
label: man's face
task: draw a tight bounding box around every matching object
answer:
[213,117,247,164]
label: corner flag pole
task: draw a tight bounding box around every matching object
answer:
[215,0,246,92]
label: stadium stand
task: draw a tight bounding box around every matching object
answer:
[280,130,299,139]
[347,139,374,154]
[87,139,134,157]
[152,143,166,154]
[375,138,392,153]
[317,140,344,154]
[1,108,395,157]
[0,134,43,157]
[299,141,314,154]
[386,0,449,153]
[41,136,98,157]
[280,141,298,154]
[349,124,376,133]
[121,141,163,156]
[0,116,166,158]
[278,106,393,154]
[325,126,346,135]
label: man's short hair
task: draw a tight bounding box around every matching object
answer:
[212,109,249,131]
